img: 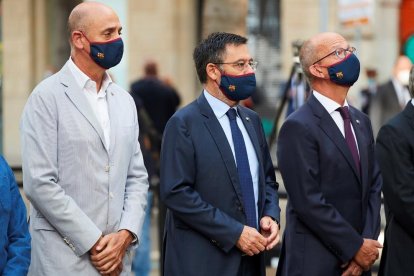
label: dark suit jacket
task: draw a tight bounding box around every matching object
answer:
[276,94,382,276]
[376,102,414,276]
[160,93,280,276]
[370,80,402,136]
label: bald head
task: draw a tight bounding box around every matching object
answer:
[393,55,412,77]
[300,32,347,84]
[67,2,118,45]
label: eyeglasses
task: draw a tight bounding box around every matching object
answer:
[312,47,356,65]
[214,60,258,72]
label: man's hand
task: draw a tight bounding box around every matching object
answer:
[90,230,134,274]
[236,226,267,256]
[341,260,363,276]
[354,239,382,271]
[259,216,280,250]
[90,236,103,256]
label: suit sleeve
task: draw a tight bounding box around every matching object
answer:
[160,116,244,253]
[21,90,102,256]
[277,119,363,263]
[376,124,414,237]
[362,119,382,240]
[1,157,31,276]
[257,117,280,222]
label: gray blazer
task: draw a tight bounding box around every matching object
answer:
[20,62,148,275]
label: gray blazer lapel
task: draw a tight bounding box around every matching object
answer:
[60,63,108,151]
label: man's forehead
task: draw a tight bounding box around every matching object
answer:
[223,43,251,60]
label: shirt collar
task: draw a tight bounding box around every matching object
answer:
[203,89,236,119]
[67,57,112,93]
[313,90,349,114]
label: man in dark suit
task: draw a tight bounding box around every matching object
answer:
[370,55,412,136]
[376,67,414,276]
[276,32,382,276]
[160,32,280,276]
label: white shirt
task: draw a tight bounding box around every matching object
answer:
[313,91,359,155]
[203,90,259,222]
[67,58,112,149]
[392,78,411,108]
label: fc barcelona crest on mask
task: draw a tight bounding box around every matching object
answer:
[228,85,236,92]
[97,52,105,59]
[336,72,344,79]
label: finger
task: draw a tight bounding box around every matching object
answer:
[96,235,112,251]
[100,261,121,275]
[266,232,280,250]
[260,217,271,230]
[373,240,383,248]
[266,223,278,242]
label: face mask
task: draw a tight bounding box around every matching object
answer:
[323,53,360,86]
[218,72,256,101]
[397,70,410,86]
[82,33,124,69]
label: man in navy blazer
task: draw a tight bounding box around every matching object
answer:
[277,32,382,276]
[160,32,280,275]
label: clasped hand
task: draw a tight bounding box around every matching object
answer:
[341,238,382,276]
[90,230,134,275]
[236,216,280,256]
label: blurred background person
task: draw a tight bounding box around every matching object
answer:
[360,68,378,115]
[376,67,414,276]
[130,60,181,275]
[370,55,413,136]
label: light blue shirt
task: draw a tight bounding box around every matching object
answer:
[204,90,259,221]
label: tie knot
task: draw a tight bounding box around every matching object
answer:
[337,106,350,120]
[226,108,237,121]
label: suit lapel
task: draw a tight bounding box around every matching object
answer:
[349,108,368,192]
[197,94,244,204]
[60,63,108,152]
[309,95,361,181]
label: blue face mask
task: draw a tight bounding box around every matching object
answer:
[325,53,360,86]
[219,73,256,101]
[83,34,124,69]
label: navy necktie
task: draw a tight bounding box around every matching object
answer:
[226,108,257,228]
[337,106,360,176]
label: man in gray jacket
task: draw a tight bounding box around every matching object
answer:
[20,2,148,275]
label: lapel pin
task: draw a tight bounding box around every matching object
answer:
[246,117,250,121]
[356,119,360,124]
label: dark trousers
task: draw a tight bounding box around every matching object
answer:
[237,254,261,276]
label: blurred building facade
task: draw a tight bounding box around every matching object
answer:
[0,0,408,165]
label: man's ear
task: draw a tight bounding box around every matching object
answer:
[309,64,325,79]
[206,63,220,82]
[72,31,85,50]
